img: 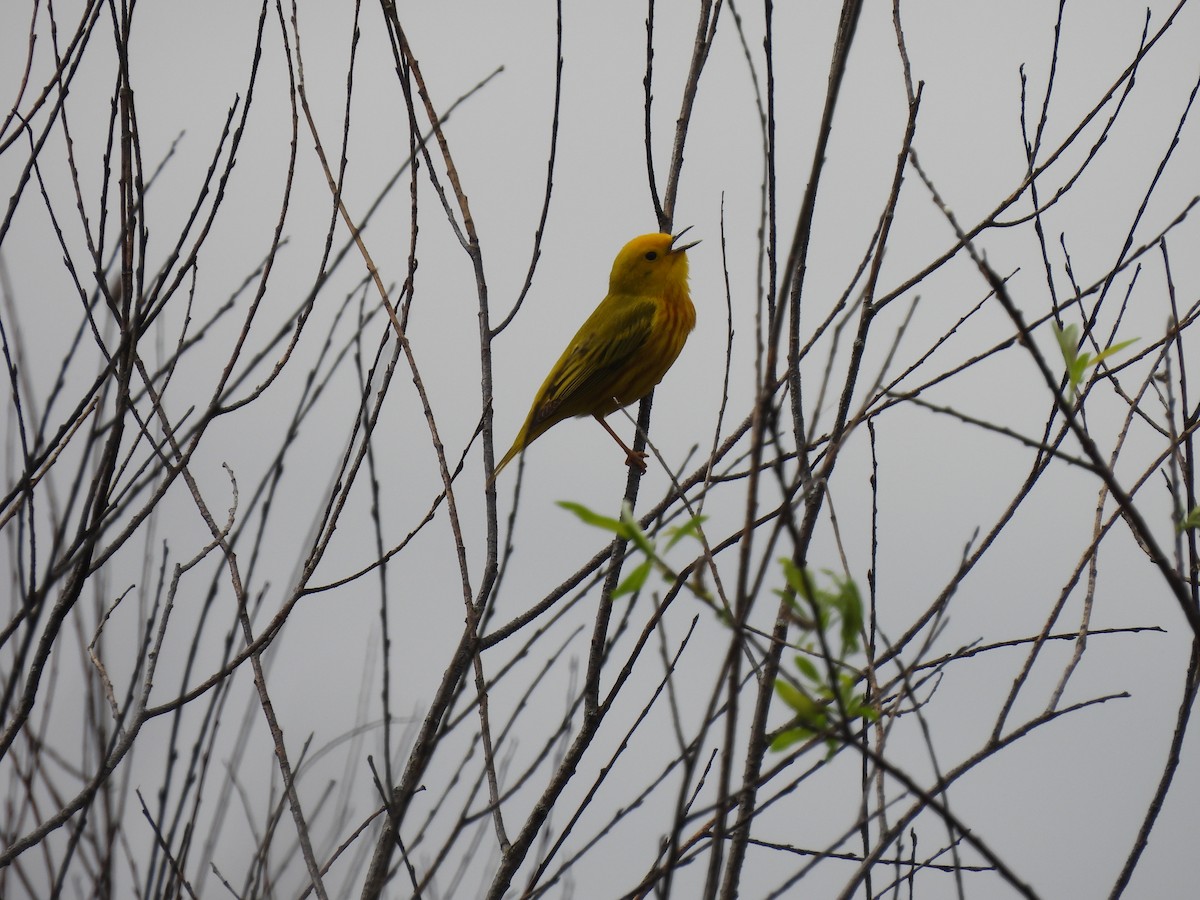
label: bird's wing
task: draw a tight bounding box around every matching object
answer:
[530,294,657,427]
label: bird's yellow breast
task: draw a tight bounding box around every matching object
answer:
[599,281,695,412]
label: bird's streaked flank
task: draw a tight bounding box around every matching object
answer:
[493,230,699,480]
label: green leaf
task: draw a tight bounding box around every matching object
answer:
[1087,337,1138,370]
[1068,354,1091,388]
[848,699,879,723]
[1053,323,1080,365]
[832,575,864,655]
[780,558,814,602]
[774,678,809,713]
[612,558,653,599]
[665,514,708,550]
[1053,323,1089,394]
[793,653,822,684]
[618,503,656,558]
[775,679,824,729]
[770,726,813,752]
[557,501,628,537]
[1178,506,1200,532]
[1052,323,1138,396]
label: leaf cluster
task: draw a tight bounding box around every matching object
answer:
[772,561,877,753]
[1052,322,1137,398]
[557,501,708,601]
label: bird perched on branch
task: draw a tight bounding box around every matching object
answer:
[492,229,699,480]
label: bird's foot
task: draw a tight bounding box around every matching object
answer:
[625,449,648,472]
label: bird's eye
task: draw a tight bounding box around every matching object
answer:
[644,251,658,261]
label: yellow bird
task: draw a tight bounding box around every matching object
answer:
[493,230,699,479]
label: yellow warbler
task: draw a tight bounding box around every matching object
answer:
[493,230,699,479]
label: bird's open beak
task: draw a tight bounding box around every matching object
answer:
[670,226,701,253]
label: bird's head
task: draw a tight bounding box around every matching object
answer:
[609,229,700,295]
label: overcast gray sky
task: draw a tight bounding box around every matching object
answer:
[2,1,1199,897]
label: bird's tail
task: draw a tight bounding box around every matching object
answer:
[487,435,524,487]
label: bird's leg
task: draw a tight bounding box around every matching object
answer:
[593,415,648,472]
